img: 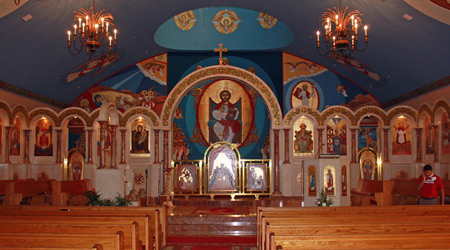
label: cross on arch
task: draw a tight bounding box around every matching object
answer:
[214,43,228,65]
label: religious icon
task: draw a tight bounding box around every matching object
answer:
[177,164,197,191]
[358,126,377,150]
[247,163,267,191]
[208,89,242,143]
[341,165,347,196]
[324,167,335,196]
[174,10,197,30]
[211,9,241,34]
[10,117,20,156]
[392,117,411,155]
[326,118,347,155]
[307,166,317,197]
[68,151,84,180]
[131,122,150,154]
[196,79,254,147]
[207,145,238,192]
[256,12,277,29]
[291,81,319,109]
[425,116,434,154]
[442,113,450,154]
[362,159,373,180]
[35,119,53,156]
[172,123,190,160]
[294,121,313,154]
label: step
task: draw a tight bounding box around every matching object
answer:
[167,215,257,236]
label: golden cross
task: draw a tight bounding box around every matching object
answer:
[214,43,228,65]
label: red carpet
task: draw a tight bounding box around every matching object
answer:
[190,207,250,215]
[165,236,257,250]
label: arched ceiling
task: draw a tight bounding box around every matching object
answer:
[0,0,449,108]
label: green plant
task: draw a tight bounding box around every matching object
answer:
[84,191,130,206]
[316,188,333,207]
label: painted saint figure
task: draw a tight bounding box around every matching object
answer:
[295,123,312,153]
[363,159,373,180]
[326,169,334,194]
[310,172,316,192]
[131,125,149,153]
[394,121,409,150]
[208,90,242,143]
[293,84,315,106]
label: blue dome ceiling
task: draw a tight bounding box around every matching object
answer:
[154,7,294,51]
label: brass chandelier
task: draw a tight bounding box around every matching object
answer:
[316,0,368,57]
[66,0,118,58]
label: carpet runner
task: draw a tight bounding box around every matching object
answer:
[164,236,257,250]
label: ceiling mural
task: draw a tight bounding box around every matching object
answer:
[282,52,378,114]
[71,53,168,115]
[0,1,449,107]
[154,7,293,51]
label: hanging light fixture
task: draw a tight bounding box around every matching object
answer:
[66,0,118,58]
[316,0,368,57]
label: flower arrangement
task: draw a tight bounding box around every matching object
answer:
[84,191,130,206]
[316,188,333,207]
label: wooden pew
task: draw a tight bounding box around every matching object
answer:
[0,232,123,250]
[1,179,35,205]
[265,221,450,250]
[271,233,450,250]
[390,178,419,205]
[350,179,383,206]
[60,179,92,205]
[257,206,450,249]
[2,179,92,206]
[0,205,166,249]
[0,245,103,250]
[0,222,140,250]
[0,215,148,249]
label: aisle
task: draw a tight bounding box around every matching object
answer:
[163,205,257,250]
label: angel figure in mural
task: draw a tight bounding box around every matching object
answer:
[295,123,312,153]
[293,84,315,106]
[208,90,242,143]
[394,121,409,150]
[326,169,334,194]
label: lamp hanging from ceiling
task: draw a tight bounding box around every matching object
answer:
[316,0,368,57]
[66,0,118,58]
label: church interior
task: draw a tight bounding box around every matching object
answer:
[1,0,450,249]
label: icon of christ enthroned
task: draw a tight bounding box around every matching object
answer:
[208,89,242,144]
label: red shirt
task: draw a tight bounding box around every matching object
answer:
[417,174,444,199]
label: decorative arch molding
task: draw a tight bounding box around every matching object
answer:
[56,108,91,127]
[119,107,160,127]
[417,104,434,123]
[161,65,282,128]
[0,101,12,124]
[386,106,417,125]
[320,106,354,126]
[353,106,388,126]
[284,107,321,126]
[432,99,450,118]
[86,110,100,127]
[29,108,58,127]
[11,105,29,126]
